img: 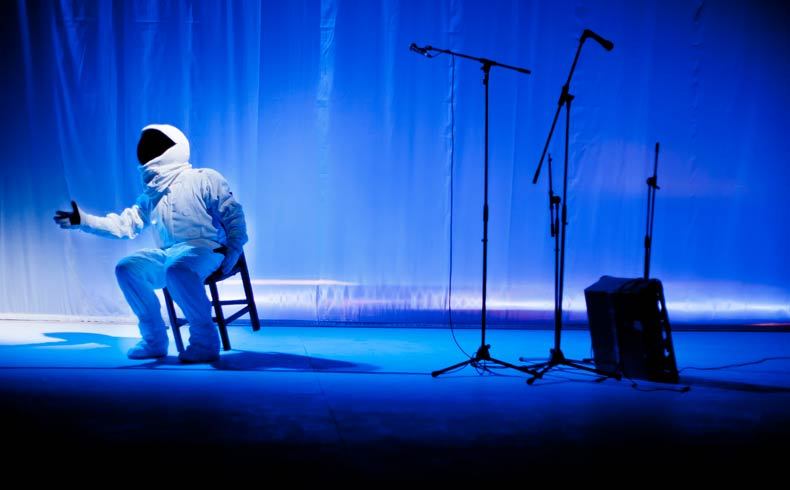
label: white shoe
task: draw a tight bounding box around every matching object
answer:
[178,344,219,364]
[127,340,168,359]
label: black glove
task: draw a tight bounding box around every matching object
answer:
[212,245,241,276]
[54,200,81,228]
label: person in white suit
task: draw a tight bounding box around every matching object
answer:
[54,124,248,363]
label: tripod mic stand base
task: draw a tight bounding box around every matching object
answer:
[522,348,621,385]
[431,344,538,378]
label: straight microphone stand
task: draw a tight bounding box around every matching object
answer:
[644,142,660,279]
[520,33,620,384]
[412,45,535,378]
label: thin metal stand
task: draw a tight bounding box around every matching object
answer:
[410,44,534,377]
[644,142,660,279]
[520,32,620,384]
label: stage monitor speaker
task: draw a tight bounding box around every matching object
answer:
[584,276,679,383]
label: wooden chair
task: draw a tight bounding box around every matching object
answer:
[163,252,260,352]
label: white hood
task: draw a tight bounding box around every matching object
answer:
[138,124,192,198]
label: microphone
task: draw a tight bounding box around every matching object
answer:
[581,29,614,51]
[409,43,430,56]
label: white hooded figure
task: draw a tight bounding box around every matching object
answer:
[54,124,248,363]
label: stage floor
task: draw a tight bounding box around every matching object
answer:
[1,320,789,482]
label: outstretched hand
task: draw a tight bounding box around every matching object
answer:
[54,200,81,228]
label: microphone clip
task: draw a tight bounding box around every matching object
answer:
[409,43,435,58]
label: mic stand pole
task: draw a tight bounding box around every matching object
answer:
[421,46,535,378]
[547,154,560,352]
[520,34,620,384]
[644,142,660,279]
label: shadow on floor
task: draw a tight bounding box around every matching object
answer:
[217,350,378,372]
[2,331,380,373]
[124,350,379,372]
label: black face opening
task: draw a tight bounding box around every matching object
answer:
[137,129,176,165]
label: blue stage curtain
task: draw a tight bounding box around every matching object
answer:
[1,0,788,324]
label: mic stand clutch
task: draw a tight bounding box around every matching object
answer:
[519,31,621,384]
[410,44,535,377]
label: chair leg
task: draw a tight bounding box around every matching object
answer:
[209,281,231,351]
[163,288,185,354]
[239,254,261,331]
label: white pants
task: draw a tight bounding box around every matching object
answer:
[115,242,225,351]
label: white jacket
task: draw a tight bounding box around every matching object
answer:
[79,124,248,252]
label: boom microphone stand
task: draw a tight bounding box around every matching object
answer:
[520,30,621,384]
[409,43,535,377]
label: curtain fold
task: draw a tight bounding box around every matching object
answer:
[1,0,788,324]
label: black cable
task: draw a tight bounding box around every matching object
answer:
[474,362,524,377]
[552,366,606,380]
[445,53,473,362]
[679,356,790,372]
[439,363,471,376]
[623,374,691,393]
[547,366,691,392]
